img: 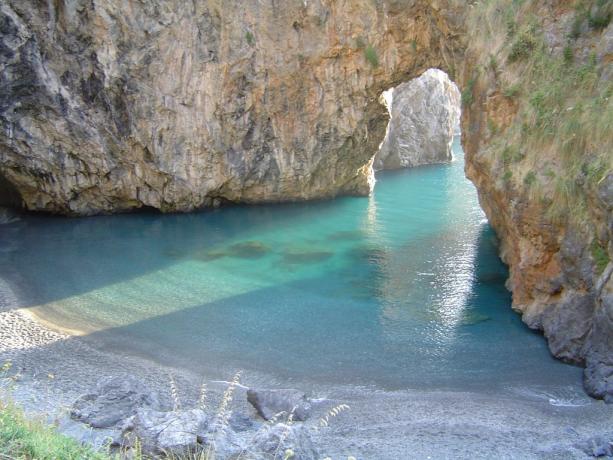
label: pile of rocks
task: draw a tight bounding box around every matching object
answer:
[70,376,319,459]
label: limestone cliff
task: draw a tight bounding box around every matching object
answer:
[374,68,460,170]
[0,0,463,214]
[0,0,611,400]
[462,1,612,401]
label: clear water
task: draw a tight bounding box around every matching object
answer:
[0,138,582,391]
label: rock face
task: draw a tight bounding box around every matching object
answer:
[251,423,318,460]
[0,0,463,215]
[462,3,613,401]
[374,68,460,170]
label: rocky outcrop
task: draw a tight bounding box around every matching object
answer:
[71,375,164,428]
[374,68,460,170]
[122,408,209,455]
[69,376,320,458]
[461,2,613,401]
[0,0,463,215]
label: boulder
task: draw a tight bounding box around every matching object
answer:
[71,375,163,428]
[229,411,257,432]
[122,408,208,455]
[247,389,312,422]
[575,433,613,458]
[251,424,318,460]
[374,68,461,171]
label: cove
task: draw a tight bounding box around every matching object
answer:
[0,138,583,394]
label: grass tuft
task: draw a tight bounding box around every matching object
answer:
[591,240,610,274]
[0,401,109,460]
[364,45,379,67]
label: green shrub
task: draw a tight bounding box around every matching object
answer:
[245,31,255,46]
[506,17,517,37]
[503,83,521,98]
[508,30,538,62]
[501,145,523,165]
[462,77,476,106]
[591,240,610,274]
[364,45,379,67]
[503,170,513,182]
[563,45,574,64]
[569,13,585,39]
[588,1,612,29]
[488,118,499,135]
[523,171,536,186]
[489,54,498,72]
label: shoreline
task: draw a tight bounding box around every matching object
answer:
[1,285,613,458]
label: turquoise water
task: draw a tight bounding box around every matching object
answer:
[0,138,582,391]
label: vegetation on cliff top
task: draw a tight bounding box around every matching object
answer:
[466,0,612,244]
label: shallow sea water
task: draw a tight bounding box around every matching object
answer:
[0,138,584,393]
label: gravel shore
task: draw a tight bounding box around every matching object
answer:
[1,278,612,459]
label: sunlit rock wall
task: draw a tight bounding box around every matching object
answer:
[374,69,460,170]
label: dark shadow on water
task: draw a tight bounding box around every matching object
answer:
[0,196,368,311]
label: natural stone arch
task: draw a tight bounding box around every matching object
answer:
[0,0,467,215]
[1,0,610,401]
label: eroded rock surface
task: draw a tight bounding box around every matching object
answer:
[251,423,318,460]
[71,375,163,428]
[122,408,209,455]
[0,0,464,215]
[374,68,460,170]
[247,388,312,421]
[462,4,613,401]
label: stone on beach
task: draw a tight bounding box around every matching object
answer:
[122,408,209,455]
[247,388,312,421]
[71,375,163,428]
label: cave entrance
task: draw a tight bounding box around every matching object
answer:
[373,68,461,173]
[0,172,24,210]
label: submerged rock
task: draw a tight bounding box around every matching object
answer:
[282,249,333,265]
[327,230,364,241]
[71,375,164,429]
[227,241,271,259]
[374,68,461,171]
[247,388,312,422]
[459,311,492,326]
